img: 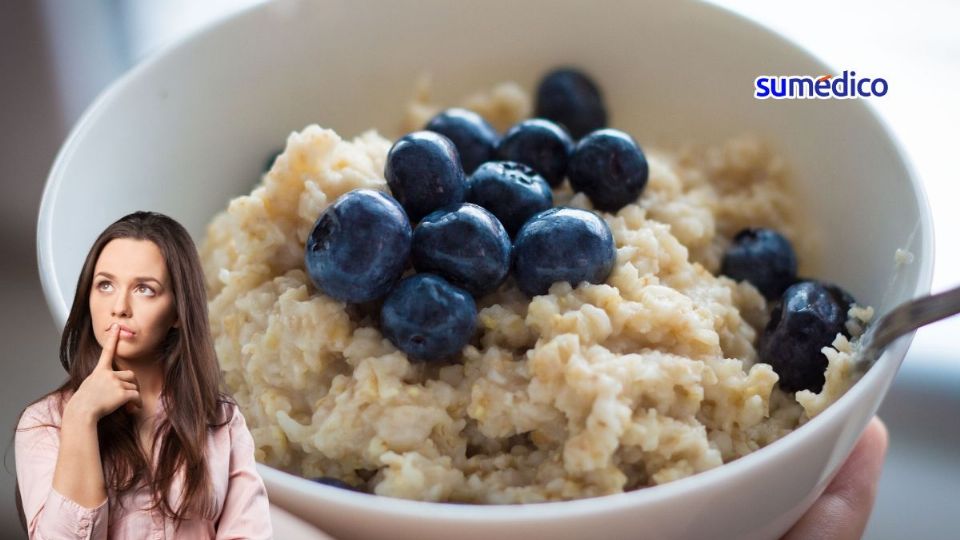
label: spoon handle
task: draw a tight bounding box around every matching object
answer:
[859,285,960,365]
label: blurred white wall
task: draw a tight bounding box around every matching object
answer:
[0,2,65,537]
[0,2,263,537]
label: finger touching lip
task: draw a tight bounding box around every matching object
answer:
[107,324,136,337]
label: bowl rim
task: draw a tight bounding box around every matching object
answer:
[37,0,936,518]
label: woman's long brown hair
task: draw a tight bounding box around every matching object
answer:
[13,211,235,533]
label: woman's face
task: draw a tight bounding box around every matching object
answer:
[89,238,178,362]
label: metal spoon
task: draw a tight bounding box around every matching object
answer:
[854,284,960,372]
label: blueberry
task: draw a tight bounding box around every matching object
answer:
[567,129,648,213]
[496,119,574,187]
[796,279,857,336]
[466,161,553,238]
[425,108,499,175]
[312,477,360,491]
[305,189,412,304]
[758,281,851,392]
[412,203,511,297]
[381,274,477,363]
[535,68,607,139]
[721,228,798,300]
[822,282,856,321]
[513,207,616,297]
[385,131,467,222]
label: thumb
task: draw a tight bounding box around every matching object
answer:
[97,323,121,370]
[781,417,889,540]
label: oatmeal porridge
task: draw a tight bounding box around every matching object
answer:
[199,71,871,503]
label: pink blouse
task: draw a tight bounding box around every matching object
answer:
[15,392,273,539]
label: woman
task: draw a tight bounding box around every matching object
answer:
[14,211,273,539]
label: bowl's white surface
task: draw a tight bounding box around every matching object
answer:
[38,0,933,538]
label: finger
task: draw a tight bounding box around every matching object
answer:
[782,417,889,540]
[97,323,121,369]
[114,370,139,386]
[120,381,138,391]
[125,389,143,410]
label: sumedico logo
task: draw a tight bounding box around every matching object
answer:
[754,71,888,99]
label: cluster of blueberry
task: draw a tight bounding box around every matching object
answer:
[298,68,865,493]
[722,228,858,393]
[305,69,644,364]
[301,67,858,394]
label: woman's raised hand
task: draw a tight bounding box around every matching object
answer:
[68,323,143,420]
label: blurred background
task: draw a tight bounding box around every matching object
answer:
[0,0,956,538]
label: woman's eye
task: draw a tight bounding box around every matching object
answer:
[136,285,156,296]
[96,281,113,292]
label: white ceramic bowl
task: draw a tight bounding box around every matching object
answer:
[38,1,933,538]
